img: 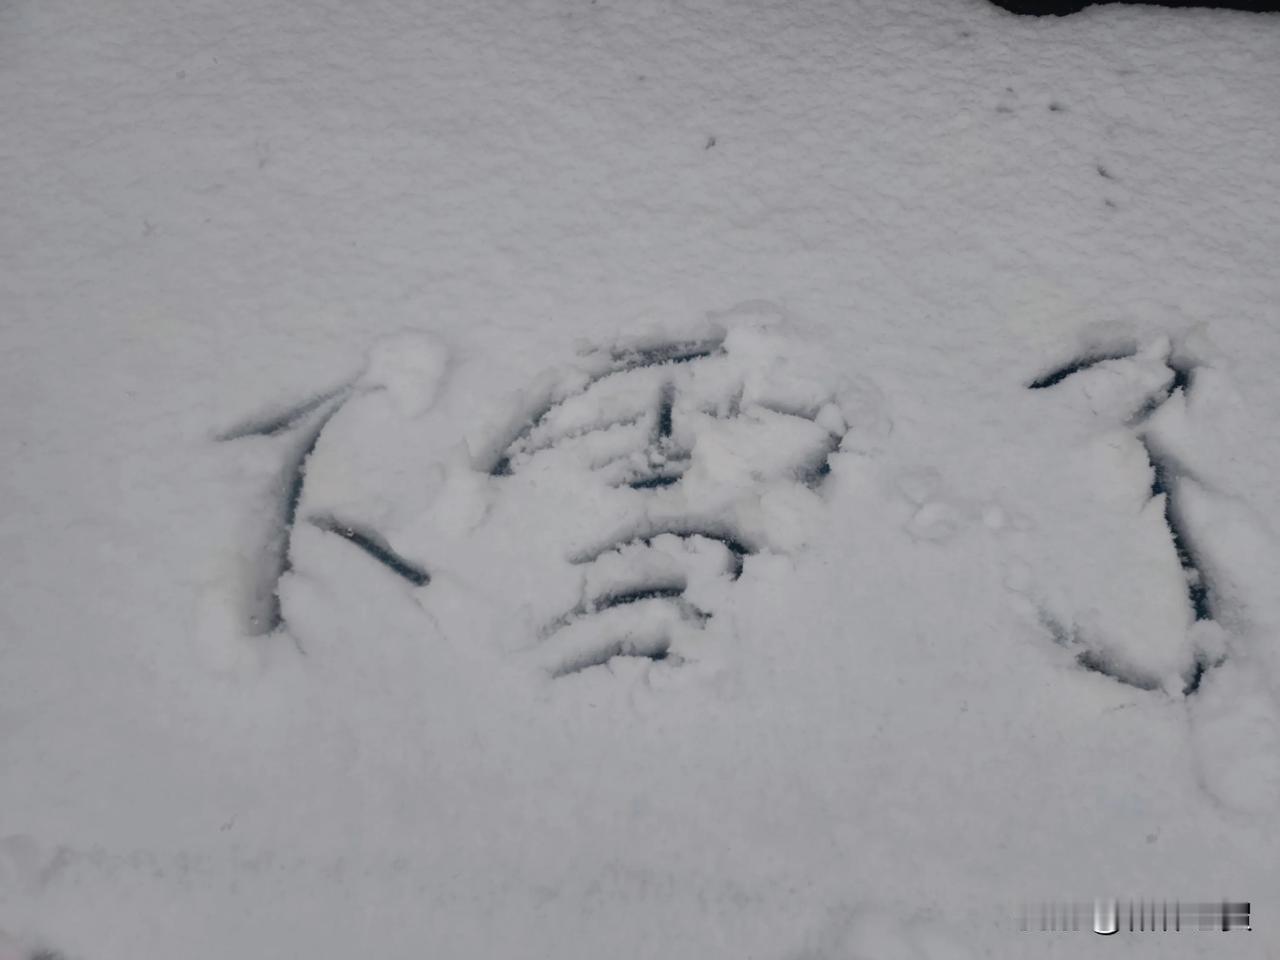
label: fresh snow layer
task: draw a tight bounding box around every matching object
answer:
[2,0,1280,957]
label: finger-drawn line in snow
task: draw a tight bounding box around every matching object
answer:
[309,515,431,586]
[533,525,754,676]
[491,336,843,496]
[540,590,712,677]
[487,337,723,472]
[1030,347,1222,695]
[569,524,755,579]
[244,390,351,635]
[217,383,429,637]
[215,386,352,441]
[488,335,727,481]
[219,321,847,671]
[493,333,845,677]
[540,526,753,678]
[1038,610,1162,691]
[1128,361,1194,426]
[1026,345,1138,390]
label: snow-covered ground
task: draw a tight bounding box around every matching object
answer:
[3,0,1280,956]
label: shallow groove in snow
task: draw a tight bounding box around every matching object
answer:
[308,516,430,587]
[1026,347,1137,390]
[215,386,351,441]
[570,526,754,580]
[1139,436,1211,622]
[1029,348,1227,695]
[256,397,348,634]
[1039,610,1162,691]
[605,338,725,370]
[541,595,711,676]
[550,633,675,677]
[488,336,726,478]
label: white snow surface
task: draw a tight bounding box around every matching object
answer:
[3,0,1280,957]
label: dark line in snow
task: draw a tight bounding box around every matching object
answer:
[571,525,754,579]
[218,386,355,635]
[1182,655,1210,696]
[544,594,710,676]
[500,411,653,476]
[752,400,823,422]
[1129,360,1195,426]
[489,393,561,477]
[308,516,430,586]
[490,338,725,478]
[250,396,348,634]
[1039,611,1161,692]
[797,435,841,488]
[1027,348,1137,390]
[627,473,682,490]
[1140,436,1212,622]
[593,585,688,610]
[1074,649,1162,692]
[1168,360,1194,396]
[551,635,675,677]
[538,577,692,638]
[1032,348,1226,696]
[656,381,675,440]
[607,338,724,371]
[216,386,350,440]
